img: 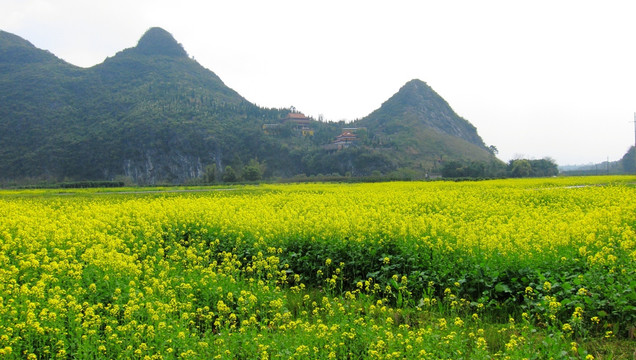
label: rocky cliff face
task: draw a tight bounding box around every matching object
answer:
[122,151,204,184]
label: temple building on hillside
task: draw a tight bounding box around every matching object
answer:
[282,112,311,126]
[282,112,314,136]
[333,131,357,149]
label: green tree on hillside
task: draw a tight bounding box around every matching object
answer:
[204,164,216,183]
[243,159,264,181]
[222,166,237,182]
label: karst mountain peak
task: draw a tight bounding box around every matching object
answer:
[132,27,188,57]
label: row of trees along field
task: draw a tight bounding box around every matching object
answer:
[202,159,265,183]
[441,158,559,179]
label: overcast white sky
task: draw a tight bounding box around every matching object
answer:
[2,0,635,165]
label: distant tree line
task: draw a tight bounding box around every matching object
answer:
[1,180,126,190]
[200,158,266,184]
[441,158,558,179]
[199,156,559,184]
[58,180,126,188]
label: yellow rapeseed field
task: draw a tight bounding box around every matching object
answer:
[0,176,634,359]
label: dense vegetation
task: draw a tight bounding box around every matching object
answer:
[0,28,499,185]
[440,158,559,179]
[0,177,634,359]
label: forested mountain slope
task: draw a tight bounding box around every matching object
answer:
[0,28,499,184]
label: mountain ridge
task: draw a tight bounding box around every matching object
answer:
[0,30,66,65]
[0,27,500,184]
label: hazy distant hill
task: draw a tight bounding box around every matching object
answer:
[559,146,636,175]
[0,28,500,184]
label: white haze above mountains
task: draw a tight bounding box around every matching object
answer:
[2,0,636,165]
